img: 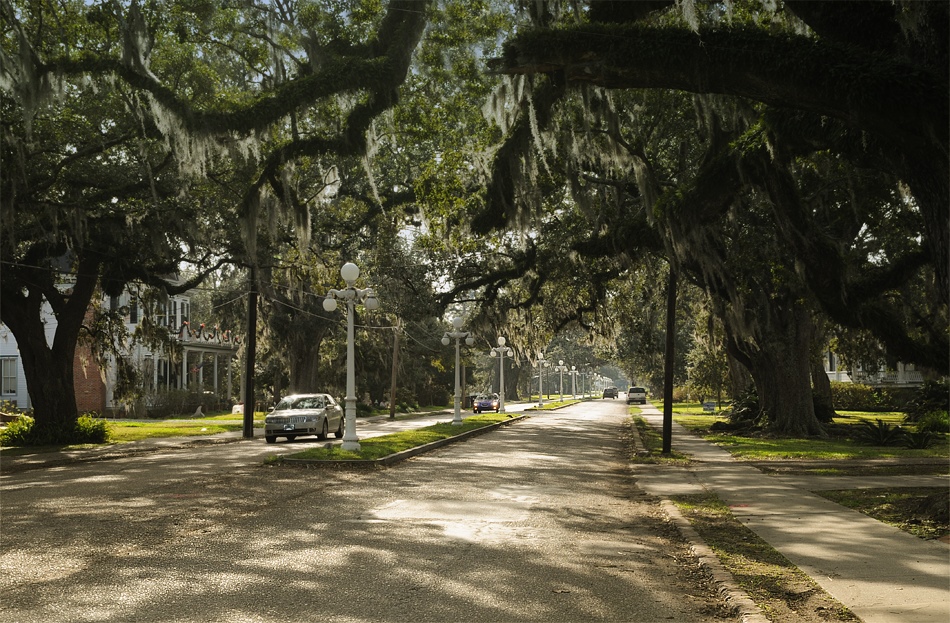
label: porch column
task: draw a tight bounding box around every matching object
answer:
[198,350,204,389]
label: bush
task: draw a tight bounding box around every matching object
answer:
[853,419,904,446]
[914,410,950,433]
[830,382,915,412]
[0,415,35,446]
[75,414,110,443]
[670,386,690,402]
[903,429,943,449]
[726,386,763,428]
[903,380,950,423]
[0,413,110,446]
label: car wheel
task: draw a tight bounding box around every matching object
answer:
[285,435,296,442]
[334,417,344,439]
[265,435,276,444]
[317,418,328,440]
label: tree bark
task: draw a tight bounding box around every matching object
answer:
[0,258,100,442]
[732,302,826,437]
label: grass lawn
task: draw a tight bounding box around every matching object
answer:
[672,412,949,461]
[106,420,261,442]
[277,412,516,462]
[525,398,583,411]
[816,488,949,540]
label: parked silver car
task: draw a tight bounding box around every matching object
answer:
[264,393,344,443]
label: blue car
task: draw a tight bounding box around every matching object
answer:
[473,393,500,413]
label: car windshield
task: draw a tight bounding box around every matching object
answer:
[274,396,324,411]
[630,387,645,393]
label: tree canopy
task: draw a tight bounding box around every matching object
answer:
[2,0,945,442]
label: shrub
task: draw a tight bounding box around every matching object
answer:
[914,410,950,433]
[903,429,942,449]
[75,414,110,443]
[853,419,904,446]
[903,380,950,423]
[670,386,690,403]
[0,415,35,446]
[829,382,916,411]
[725,386,763,428]
[0,413,110,446]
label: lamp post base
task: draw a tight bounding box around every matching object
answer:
[342,400,360,452]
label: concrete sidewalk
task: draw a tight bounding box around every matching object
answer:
[634,406,950,623]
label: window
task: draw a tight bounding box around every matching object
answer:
[1,358,17,395]
[129,294,138,324]
[171,300,178,326]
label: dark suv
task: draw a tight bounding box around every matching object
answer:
[602,386,618,399]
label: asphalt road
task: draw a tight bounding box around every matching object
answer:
[0,399,732,622]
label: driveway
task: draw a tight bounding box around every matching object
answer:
[0,400,732,622]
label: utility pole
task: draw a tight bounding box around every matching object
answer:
[663,267,677,454]
[389,318,401,419]
[243,267,257,439]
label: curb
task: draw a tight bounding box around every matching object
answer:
[660,499,771,623]
[628,415,768,622]
[277,414,530,468]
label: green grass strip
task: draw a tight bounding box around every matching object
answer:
[672,414,948,461]
[108,421,257,442]
[670,493,857,621]
[280,413,516,461]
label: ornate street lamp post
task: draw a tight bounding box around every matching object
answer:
[536,354,550,408]
[570,365,578,399]
[490,337,513,413]
[441,317,474,425]
[555,360,567,402]
[323,262,379,452]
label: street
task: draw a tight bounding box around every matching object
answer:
[0,400,731,622]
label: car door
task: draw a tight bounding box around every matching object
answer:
[325,394,343,429]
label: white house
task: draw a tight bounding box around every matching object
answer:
[1,280,240,414]
[823,350,924,386]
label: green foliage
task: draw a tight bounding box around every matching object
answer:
[902,429,942,450]
[830,382,913,412]
[903,380,950,423]
[74,414,111,444]
[854,419,904,446]
[0,414,110,446]
[0,416,36,446]
[723,386,763,428]
[914,410,950,434]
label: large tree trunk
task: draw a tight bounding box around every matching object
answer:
[18,332,80,439]
[734,303,826,437]
[0,261,99,443]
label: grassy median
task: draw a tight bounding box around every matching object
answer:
[276,412,517,462]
